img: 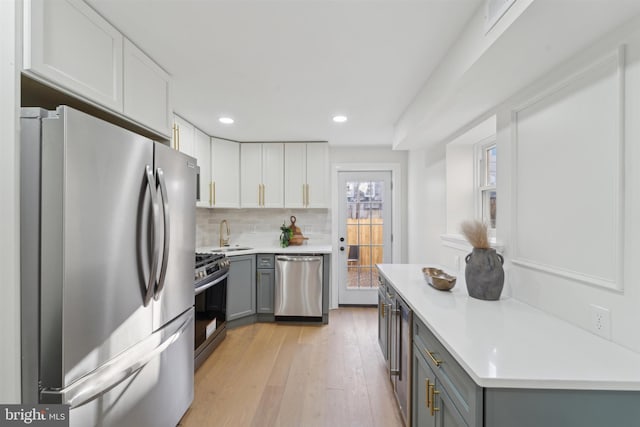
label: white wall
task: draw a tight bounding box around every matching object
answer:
[408,14,640,354]
[407,145,446,265]
[0,0,22,403]
[394,0,640,150]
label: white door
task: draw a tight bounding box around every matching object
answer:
[338,171,392,305]
[305,143,329,208]
[211,138,240,208]
[284,143,306,208]
[262,143,284,208]
[240,143,262,207]
[25,0,124,111]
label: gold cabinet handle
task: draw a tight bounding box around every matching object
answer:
[258,184,261,206]
[302,184,306,207]
[262,184,266,206]
[381,303,385,318]
[305,183,310,207]
[177,124,180,151]
[172,124,177,150]
[430,384,440,416]
[213,181,216,206]
[424,348,442,367]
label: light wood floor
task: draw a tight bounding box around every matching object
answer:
[179,307,404,427]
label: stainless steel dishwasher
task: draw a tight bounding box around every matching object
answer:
[274,255,323,320]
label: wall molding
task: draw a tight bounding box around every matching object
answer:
[510,45,626,292]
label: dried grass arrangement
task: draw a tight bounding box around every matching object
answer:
[460,220,490,249]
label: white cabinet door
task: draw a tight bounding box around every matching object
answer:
[283,143,328,208]
[240,143,284,208]
[211,138,240,208]
[123,39,171,137]
[172,115,195,157]
[24,0,123,111]
[284,143,306,208]
[262,143,284,208]
[195,129,211,208]
[240,144,263,208]
[306,143,329,208]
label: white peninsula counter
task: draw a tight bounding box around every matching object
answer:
[377,263,640,427]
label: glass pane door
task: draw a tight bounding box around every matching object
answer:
[338,171,392,305]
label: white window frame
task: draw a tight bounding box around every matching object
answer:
[474,137,497,237]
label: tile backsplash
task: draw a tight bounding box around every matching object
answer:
[196,208,331,248]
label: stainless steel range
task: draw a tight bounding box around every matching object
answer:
[194,252,230,369]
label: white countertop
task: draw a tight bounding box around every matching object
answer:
[197,233,332,256]
[377,263,640,391]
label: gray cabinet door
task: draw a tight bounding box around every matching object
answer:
[437,384,468,427]
[413,343,437,427]
[257,268,275,313]
[227,255,256,321]
[413,342,468,427]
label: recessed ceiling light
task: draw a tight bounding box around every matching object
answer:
[332,115,347,123]
[219,117,234,124]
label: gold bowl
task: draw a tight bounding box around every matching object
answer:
[422,267,456,291]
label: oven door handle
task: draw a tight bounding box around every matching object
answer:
[195,270,229,295]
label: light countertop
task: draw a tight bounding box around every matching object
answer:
[197,232,332,256]
[377,263,640,391]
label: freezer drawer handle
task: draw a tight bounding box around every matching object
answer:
[154,168,171,300]
[40,309,194,409]
[144,165,160,307]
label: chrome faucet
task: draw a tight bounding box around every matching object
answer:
[219,219,230,247]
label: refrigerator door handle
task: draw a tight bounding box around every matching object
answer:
[154,167,171,300]
[144,165,160,307]
[40,308,194,409]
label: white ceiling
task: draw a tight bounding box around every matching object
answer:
[86,0,482,145]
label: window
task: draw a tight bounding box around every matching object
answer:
[477,142,497,234]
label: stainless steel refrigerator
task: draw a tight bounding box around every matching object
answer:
[20,106,196,427]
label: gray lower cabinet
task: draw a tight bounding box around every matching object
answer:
[256,254,275,314]
[227,254,256,322]
[390,285,640,427]
[413,342,468,427]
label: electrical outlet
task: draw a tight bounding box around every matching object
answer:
[589,304,611,340]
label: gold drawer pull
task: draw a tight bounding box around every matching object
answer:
[424,348,442,367]
[430,384,440,416]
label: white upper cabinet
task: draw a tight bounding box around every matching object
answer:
[195,129,211,208]
[211,138,240,208]
[240,143,284,208]
[284,143,328,208]
[172,115,195,157]
[284,144,306,208]
[24,0,172,137]
[123,39,171,137]
[305,143,329,208]
[24,0,124,111]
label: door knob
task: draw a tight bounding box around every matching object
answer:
[340,247,345,251]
